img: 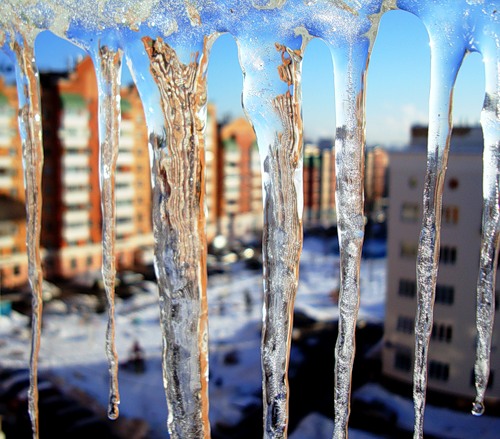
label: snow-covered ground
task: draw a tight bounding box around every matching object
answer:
[0,237,498,437]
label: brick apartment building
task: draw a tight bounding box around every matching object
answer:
[0,58,154,288]
[0,77,28,288]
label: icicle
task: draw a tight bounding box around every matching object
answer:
[473,16,500,417]
[411,38,464,439]
[93,42,123,421]
[10,30,44,439]
[236,33,306,438]
[133,35,212,438]
[316,2,393,436]
[327,41,368,439]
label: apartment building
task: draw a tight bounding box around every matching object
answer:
[383,125,500,400]
[219,117,263,240]
[365,146,389,221]
[205,103,218,241]
[39,58,152,280]
[303,142,336,228]
[0,78,28,288]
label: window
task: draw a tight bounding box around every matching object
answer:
[396,316,414,334]
[435,284,455,305]
[448,177,459,190]
[398,279,416,298]
[394,350,412,372]
[70,258,77,269]
[439,246,457,265]
[401,202,419,222]
[428,360,449,381]
[431,322,453,343]
[442,205,459,225]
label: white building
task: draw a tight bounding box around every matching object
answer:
[383,126,500,401]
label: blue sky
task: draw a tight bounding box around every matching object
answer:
[1,10,485,148]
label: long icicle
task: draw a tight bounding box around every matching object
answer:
[328,40,369,439]
[94,43,123,421]
[11,31,44,439]
[143,36,211,438]
[473,38,500,417]
[237,37,305,438]
[412,38,464,438]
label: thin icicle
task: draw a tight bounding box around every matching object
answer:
[94,43,123,421]
[142,36,212,438]
[327,41,369,439]
[473,34,500,417]
[315,4,395,437]
[237,35,306,438]
[11,31,44,439]
[412,42,464,439]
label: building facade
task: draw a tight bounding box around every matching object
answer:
[303,143,336,227]
[0,58,154,288]
[383,126,500,400]
[0,78,28,288]
[205,103,218,241]
[41,58,153,279]
[219,117,263,241]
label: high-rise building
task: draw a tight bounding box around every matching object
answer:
[303,142,336,228]
[219,117,262,240]
[40,58,153,279]
[205,103,218,241]
[365,146,389,222]
[0,78,28,288]
[1,57,155,282]
[383,125,500,401]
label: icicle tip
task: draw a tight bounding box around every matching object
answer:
[471,400,485,417]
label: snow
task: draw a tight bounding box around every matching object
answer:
[289,413,380,439]
[355,384,500,439]
[0,236,498,437]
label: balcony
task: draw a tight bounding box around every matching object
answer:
[116,221,135,235]
[63,225,90,241]
[0,175,13,189]
[0,234,15,248]
[0,156,13,168]
[63,190,90,205]
[63,172,89,186]
[62,113,89,127]
[115,173,134,185]
[116,204,135,217]
[115,187,135,201]
[119,135,135,149]
[63,210,89,225]
[63,153,89,168]
[0,134,13,147]
[60,134,89,149]
[117,152,134,166]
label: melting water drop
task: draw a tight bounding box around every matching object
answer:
[94,43,123,421]
[471,399,485,416]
